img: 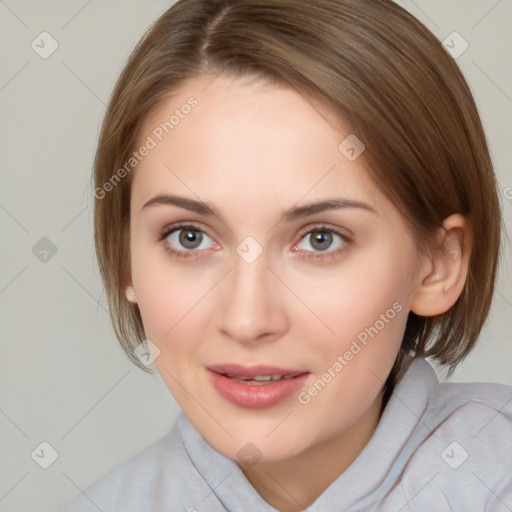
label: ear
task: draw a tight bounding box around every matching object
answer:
[410,214,473,316]
[125,284,138,304]
[122,233,137,304]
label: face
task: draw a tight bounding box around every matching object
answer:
[128,73,425,463]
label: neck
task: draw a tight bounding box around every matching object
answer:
[239,392,383,511]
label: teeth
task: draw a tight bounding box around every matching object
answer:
[225,373,299,381]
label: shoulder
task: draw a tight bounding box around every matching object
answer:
[388,378,512,511]
[429,377,512,454]
[64,416,199,512]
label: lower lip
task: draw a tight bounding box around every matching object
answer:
[208,370,309,409]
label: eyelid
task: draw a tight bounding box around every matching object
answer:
[296,223,352,240]
[157,221,215,242]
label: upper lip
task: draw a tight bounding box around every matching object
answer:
[207,363,308,378]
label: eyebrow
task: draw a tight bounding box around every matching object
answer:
[141,194,378,221]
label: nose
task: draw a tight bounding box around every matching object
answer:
[216,250,289,345]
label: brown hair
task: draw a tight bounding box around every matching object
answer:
[92,0,503,413]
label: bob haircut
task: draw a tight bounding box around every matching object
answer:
[92,0,503,411]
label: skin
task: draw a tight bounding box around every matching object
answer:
[125,73,472,511]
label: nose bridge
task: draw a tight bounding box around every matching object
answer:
[230,250,272,315]
[217,247,287,342]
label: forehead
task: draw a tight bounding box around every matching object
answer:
[131,73,386,218]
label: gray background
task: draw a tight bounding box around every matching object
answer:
[0,1,511,511]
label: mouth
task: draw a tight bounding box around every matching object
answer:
[207,363,310,408]
[207,363,307,382]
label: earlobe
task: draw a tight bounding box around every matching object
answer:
[125,284,138,304]
[410,214,472,317]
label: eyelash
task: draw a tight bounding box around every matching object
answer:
[157,222,350,261]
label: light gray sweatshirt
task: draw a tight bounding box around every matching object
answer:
[65,357,512,511]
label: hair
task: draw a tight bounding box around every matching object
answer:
[92,0,503,416]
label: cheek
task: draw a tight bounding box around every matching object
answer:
[130,243,197,338]
[291,250,413,386]
[130,249,226,360]
[302,256,407,338]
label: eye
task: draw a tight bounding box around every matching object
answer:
[157,223,350,260]
[294,225,349,259]
[159,223,217,258]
